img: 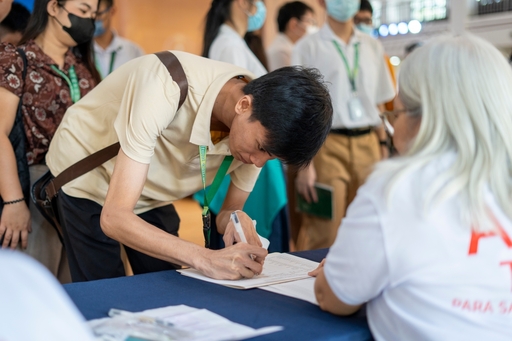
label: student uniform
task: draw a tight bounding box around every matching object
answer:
[94,32,144,79]
[47,51,260,281]
[292,24,395,250]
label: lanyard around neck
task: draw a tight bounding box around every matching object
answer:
[199,145,234,217]
[332,40,360,92]
[95,50,117,79]
[50,65,81,103]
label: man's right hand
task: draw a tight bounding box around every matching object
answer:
[296,164,318,203]
[0,202,31,249]
[197,243,268,280]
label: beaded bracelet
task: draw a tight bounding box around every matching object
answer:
[2,197,25,205]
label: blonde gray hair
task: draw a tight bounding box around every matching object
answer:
[377,34,512,231]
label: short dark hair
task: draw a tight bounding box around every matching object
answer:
[244,66,333,168]
[359,0,373,14]
[0,3,30,33]
[277,1,313,33]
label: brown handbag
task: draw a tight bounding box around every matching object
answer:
[31,51,189,242]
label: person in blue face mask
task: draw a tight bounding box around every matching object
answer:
[93,0,144,79]
[354,0,375,36]
[199,0,291,253]
[292,0,396,251]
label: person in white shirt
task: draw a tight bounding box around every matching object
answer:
[292,0,395,250]
[93,0,144,79]
[266,1,316,72]
[311,34,512,341]
[0,251,95,341]
[199,0,290,252]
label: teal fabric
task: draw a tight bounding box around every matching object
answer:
[193,159,287,238]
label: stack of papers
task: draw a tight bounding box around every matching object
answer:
[88,305,282,341]
[177,253,319,289]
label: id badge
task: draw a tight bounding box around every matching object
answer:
[347,94,365,122]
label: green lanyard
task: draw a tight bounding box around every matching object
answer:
[95,50,117,79]
[199,145,234,248]
[50,65,81,103]
[332,40,360,92]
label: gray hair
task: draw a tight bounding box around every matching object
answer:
[376,34,512,231]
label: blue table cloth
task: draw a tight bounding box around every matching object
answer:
[64,249,372,341]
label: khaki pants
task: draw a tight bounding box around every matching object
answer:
[296,132,380,250]
[22,164,71,283]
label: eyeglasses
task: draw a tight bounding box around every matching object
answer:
[380,109,409,126]
[379,109,408,137]
[300,17,317,26]
[354,17,372,25]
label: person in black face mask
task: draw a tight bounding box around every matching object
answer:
[0,0,100,284]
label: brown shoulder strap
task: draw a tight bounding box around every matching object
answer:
[46,51,189,199]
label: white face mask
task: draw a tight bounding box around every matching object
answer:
[306,25,319,35]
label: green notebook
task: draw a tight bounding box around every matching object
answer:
[295,183,334,220]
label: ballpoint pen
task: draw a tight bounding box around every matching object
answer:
[230,211,247,243]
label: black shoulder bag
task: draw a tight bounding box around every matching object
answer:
[31,51,189,243]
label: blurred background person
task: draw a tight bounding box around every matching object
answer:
[93,0,144,79]
[354,0,396,114]
[353,0,374,36]
[266,1,316,250]
[312,34,512,341]
[198,0,290,252]
[0,2,30,45]
[266,1,316,72]
[292,0,395,250]
[0,0,100,283]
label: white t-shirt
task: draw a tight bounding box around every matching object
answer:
[0,251,95,341]
[94,32,144,79]
[266,32,294,71]
[324,154,512,341]
[292,23,395,129]
[209,24,267,77]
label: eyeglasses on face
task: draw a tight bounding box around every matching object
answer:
[380,109,409,126]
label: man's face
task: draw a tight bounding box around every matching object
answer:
[353,10,372,26]
[294,10,316,39]
[229,96,275,168]
[96,1,113,32]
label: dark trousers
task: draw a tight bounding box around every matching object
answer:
[57,190,180,282]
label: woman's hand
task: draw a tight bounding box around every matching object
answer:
[0,201,31,249]
[308,258,325,277]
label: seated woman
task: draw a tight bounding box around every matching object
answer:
[310,35,512,340]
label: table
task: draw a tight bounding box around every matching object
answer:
[64,249,372,341]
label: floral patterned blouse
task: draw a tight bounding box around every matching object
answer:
[0,41,97,165]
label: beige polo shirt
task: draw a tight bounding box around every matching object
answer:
[47,51,261,214]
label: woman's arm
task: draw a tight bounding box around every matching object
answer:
[0,87,31,249]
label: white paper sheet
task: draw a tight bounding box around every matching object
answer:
[88,305,283,341]
[260,277,318,305]
[177,253,319,289]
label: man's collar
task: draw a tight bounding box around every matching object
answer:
[94,31,123,53]
[189,74,253,153]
